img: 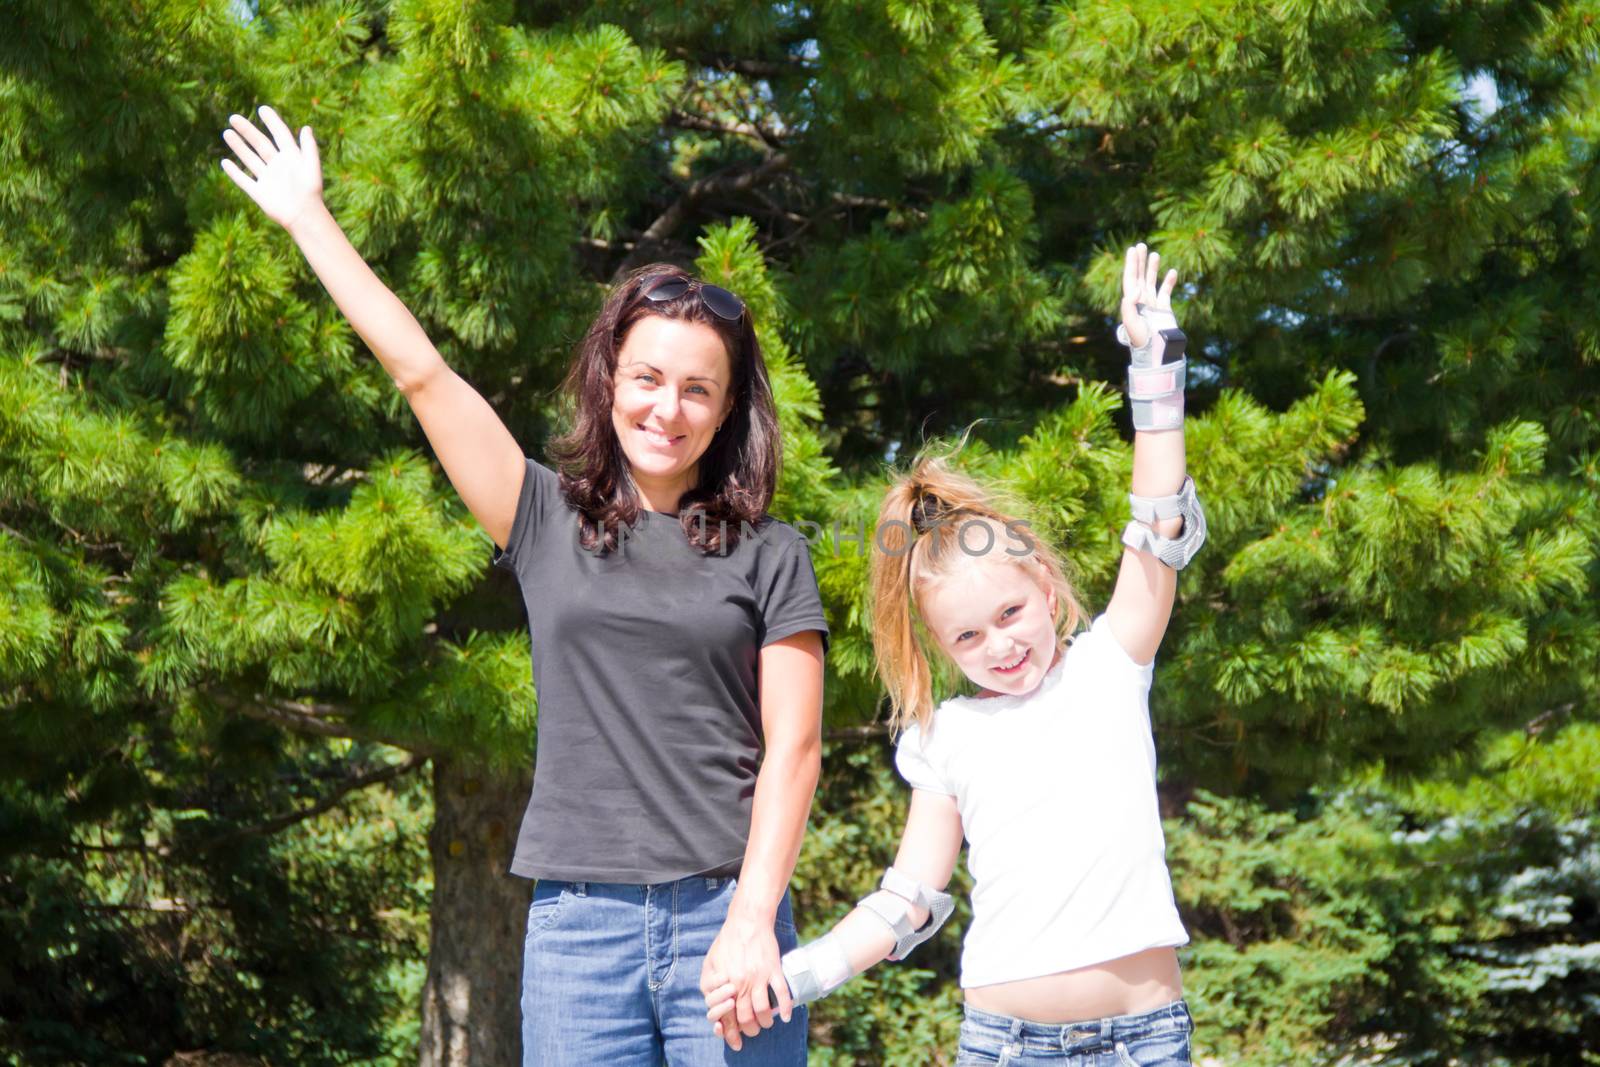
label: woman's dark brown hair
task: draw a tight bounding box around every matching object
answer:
[547,264,782,555]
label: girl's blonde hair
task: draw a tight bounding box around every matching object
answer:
[871,447,1086,736]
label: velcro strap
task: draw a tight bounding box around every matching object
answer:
[780,952,823,1004]
[1121,476,1207,570]
[880,866,933,909]
[1129,483,1187,524]
[857,890,916,943]
[1128,356,1186,400]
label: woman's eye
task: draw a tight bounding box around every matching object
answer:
[688,384,708,395]
[638,374,656,384]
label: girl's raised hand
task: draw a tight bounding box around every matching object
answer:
[220,106,324,232]
[1120,242,1179,351]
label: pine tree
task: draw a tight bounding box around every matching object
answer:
[3,1,1597,1064]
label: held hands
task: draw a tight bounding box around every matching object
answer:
[1120,242,1180,357]
[219,106,325,233]
[698,911,793,1052]
[702,969,790,1049]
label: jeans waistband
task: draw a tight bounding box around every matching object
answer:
[961,999,1191,1053]
[535,873,735,898]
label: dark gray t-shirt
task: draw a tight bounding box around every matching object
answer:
[493,457,830,883]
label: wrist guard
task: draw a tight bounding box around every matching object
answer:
[1128,328,1186,432]
[1118,302,1187,432]
[777,932,852,1006]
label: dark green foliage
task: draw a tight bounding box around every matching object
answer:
[2,1,1597,1064]
[0,756,431,1066]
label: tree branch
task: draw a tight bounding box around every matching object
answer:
[672,49,812,80]
[187,753,428,853]
[830,192,929,222]
[0,521,36,546]
[1524,702,1576,738]
[211,690,441,756]
[612,153,792,279]
[666,110,784,149]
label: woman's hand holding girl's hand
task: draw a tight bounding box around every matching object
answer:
[1120,241,1179,352]
[220,106,325,234]
[700,909,793,1052]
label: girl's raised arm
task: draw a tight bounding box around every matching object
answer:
[1105,243,1200,665]
[221,106,526,548]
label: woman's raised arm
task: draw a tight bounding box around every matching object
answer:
[221,106,526,548]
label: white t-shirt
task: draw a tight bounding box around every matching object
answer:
[894,614,1188,988]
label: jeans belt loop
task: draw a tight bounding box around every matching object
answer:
[573,881,587,897]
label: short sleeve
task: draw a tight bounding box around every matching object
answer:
[1080,614,1156,686]
[491,458,559,576]
[894,723,954,795]
[757,536,831,656]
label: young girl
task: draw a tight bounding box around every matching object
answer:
[704,244,1205,1064]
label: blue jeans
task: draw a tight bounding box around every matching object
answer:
[520,875,807,1066]
[955,1000,1193,1066]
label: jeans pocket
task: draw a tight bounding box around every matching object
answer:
[525,885,567,942]
[956,1030,1014,1067]
[1115,1031,1191,1067]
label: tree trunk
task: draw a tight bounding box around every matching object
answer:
[419,757,532,1067]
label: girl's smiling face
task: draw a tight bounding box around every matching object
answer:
[610,314,734,510]
[919,552,1060,699]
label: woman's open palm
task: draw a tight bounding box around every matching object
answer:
[220,106,323,231]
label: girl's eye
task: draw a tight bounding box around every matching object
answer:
[1001,605,1020,619]
[956,630,977,643]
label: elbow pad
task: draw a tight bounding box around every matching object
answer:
[857,866,955,961]
[1121,475,1208,570]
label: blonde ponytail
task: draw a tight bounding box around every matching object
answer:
[871,447,1086,735]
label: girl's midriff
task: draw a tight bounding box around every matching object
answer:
[962,945,1182,1023]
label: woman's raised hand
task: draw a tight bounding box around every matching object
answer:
[220,106,324,232]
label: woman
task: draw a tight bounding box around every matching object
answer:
[221,105,827,1066]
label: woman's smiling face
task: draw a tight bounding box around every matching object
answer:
[919,552,1060,699]
[610,314,735,510]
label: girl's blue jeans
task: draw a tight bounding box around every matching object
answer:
[955,999,1193,1066]
[520,874,807,1066]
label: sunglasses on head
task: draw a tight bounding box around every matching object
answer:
[639,274,746,323]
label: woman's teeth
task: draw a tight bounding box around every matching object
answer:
[639,426,684,446]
